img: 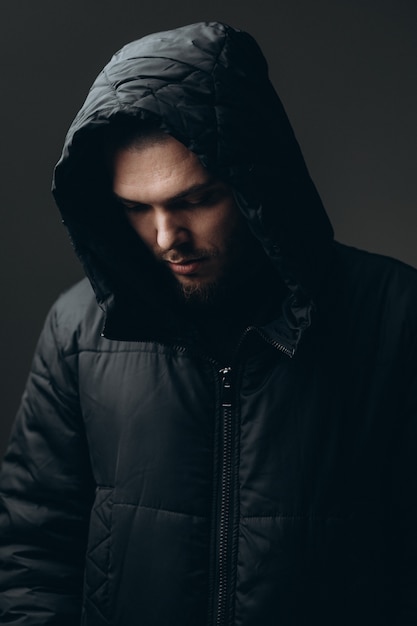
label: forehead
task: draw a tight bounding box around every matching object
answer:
[112,135,212,205]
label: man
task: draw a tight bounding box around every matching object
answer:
[0,21,416,626]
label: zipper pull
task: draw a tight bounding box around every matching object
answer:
[219,367,232,408]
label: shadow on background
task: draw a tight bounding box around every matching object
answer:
[1,0,416,457]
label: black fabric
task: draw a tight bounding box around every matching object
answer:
[1,21,417,626]
[51,21,333,340]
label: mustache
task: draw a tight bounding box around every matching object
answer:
[157,245,219,264]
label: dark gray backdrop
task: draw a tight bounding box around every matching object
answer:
[1,0,416,457]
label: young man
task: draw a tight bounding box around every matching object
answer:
[1,21,416,626]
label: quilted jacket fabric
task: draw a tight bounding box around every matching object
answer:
[1,21,417,626]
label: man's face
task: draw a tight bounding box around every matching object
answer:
[112,135,255,303]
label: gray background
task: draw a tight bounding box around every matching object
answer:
[1,0,416,457]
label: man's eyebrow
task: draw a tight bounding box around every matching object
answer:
[168,178,218,202]
[112,192,146,207]
[112,178,219,206]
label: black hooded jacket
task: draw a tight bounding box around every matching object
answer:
[1,21,417,626]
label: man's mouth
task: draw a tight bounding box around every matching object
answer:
[166,258,207,275]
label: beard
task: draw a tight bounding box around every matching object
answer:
[175,274,224,305]
[154,220,268,308]
[173,256,231,306]
[157,244,230,306]
[165,242,266,309]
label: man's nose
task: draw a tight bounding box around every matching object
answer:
[154,208,189,251]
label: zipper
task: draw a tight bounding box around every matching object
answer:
[216,366,233,626]
[213,329,292,625]
[247,325,295,358]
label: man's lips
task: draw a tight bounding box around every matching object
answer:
[165,258,207,275]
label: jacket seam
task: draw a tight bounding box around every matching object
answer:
[111,501,208,521]
[62,345,189,358]
[30,369,80,407]
[210,27,229,164]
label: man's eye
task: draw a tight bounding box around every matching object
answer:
[186,197,208,206]
[121,202,148,213]
[185,191,221,207]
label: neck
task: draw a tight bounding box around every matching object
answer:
[180,257,286,364]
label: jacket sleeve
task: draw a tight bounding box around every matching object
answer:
[0,301,95,625]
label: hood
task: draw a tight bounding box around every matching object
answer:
[52,21,334,346]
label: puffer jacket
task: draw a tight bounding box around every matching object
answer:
[1,21,417,626]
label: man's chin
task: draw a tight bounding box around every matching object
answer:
[176,278,221,306]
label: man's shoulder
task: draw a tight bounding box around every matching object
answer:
[54,277,97,307]
[52,277,99,318]
[46,278,105,350]
[335,242,417,291]
[333,242,417,327]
